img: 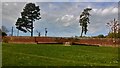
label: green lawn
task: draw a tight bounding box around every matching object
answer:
[2,43,118,66]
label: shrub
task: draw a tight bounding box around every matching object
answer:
[2,32,7,37]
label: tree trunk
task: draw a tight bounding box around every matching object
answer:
[80,26,83,37]
[11,27,13,36]
[31,22,33,37]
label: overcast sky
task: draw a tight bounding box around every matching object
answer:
[1,1,119,37]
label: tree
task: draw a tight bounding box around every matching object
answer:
[15,3,41,37]
[0,26,8,36]
[0,28,7,37]
[2,32,7,37]
[97,34,104,38]
[106,18,120,38]
[79,8,92,37]
[107,18,119,33]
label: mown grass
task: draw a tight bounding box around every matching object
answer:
[2,43,118,66]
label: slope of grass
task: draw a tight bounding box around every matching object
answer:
[2,43,118,66]
[0,43,2,67]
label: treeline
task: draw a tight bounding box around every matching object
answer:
[75,32,120,38]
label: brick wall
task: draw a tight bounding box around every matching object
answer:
[3,36,35,44]
[75,38,120,47]
[35,37,57,43]
[3,36,120,47]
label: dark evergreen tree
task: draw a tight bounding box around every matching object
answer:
[15,3,41,36]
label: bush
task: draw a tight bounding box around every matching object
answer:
[97,34,105,38]
[107,32,120,38]
[2,32,7,37]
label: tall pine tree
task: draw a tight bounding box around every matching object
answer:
[15,3,41,36]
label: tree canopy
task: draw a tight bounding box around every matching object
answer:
[15,3,41,36]
[106,18,120,38]
[0,28,7,37]
[0,26,8,37]
[79,8,92,37]
[2,32,7,37]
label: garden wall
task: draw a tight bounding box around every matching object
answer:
[2,36,120,47]
[3,36,36,44]
[74,38,120,47]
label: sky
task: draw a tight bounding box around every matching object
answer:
[1,0,119,37]
[1,0,120,2]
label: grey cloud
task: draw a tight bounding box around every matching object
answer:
[2,2,118,37]
[0,2,2,28]
[2,2,26,33]
[2,0,119,2]
[34,2,118,36]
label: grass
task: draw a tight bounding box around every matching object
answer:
[0,43,2,67]
[2,43,119,66]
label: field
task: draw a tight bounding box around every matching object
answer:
[2,43,119,66]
